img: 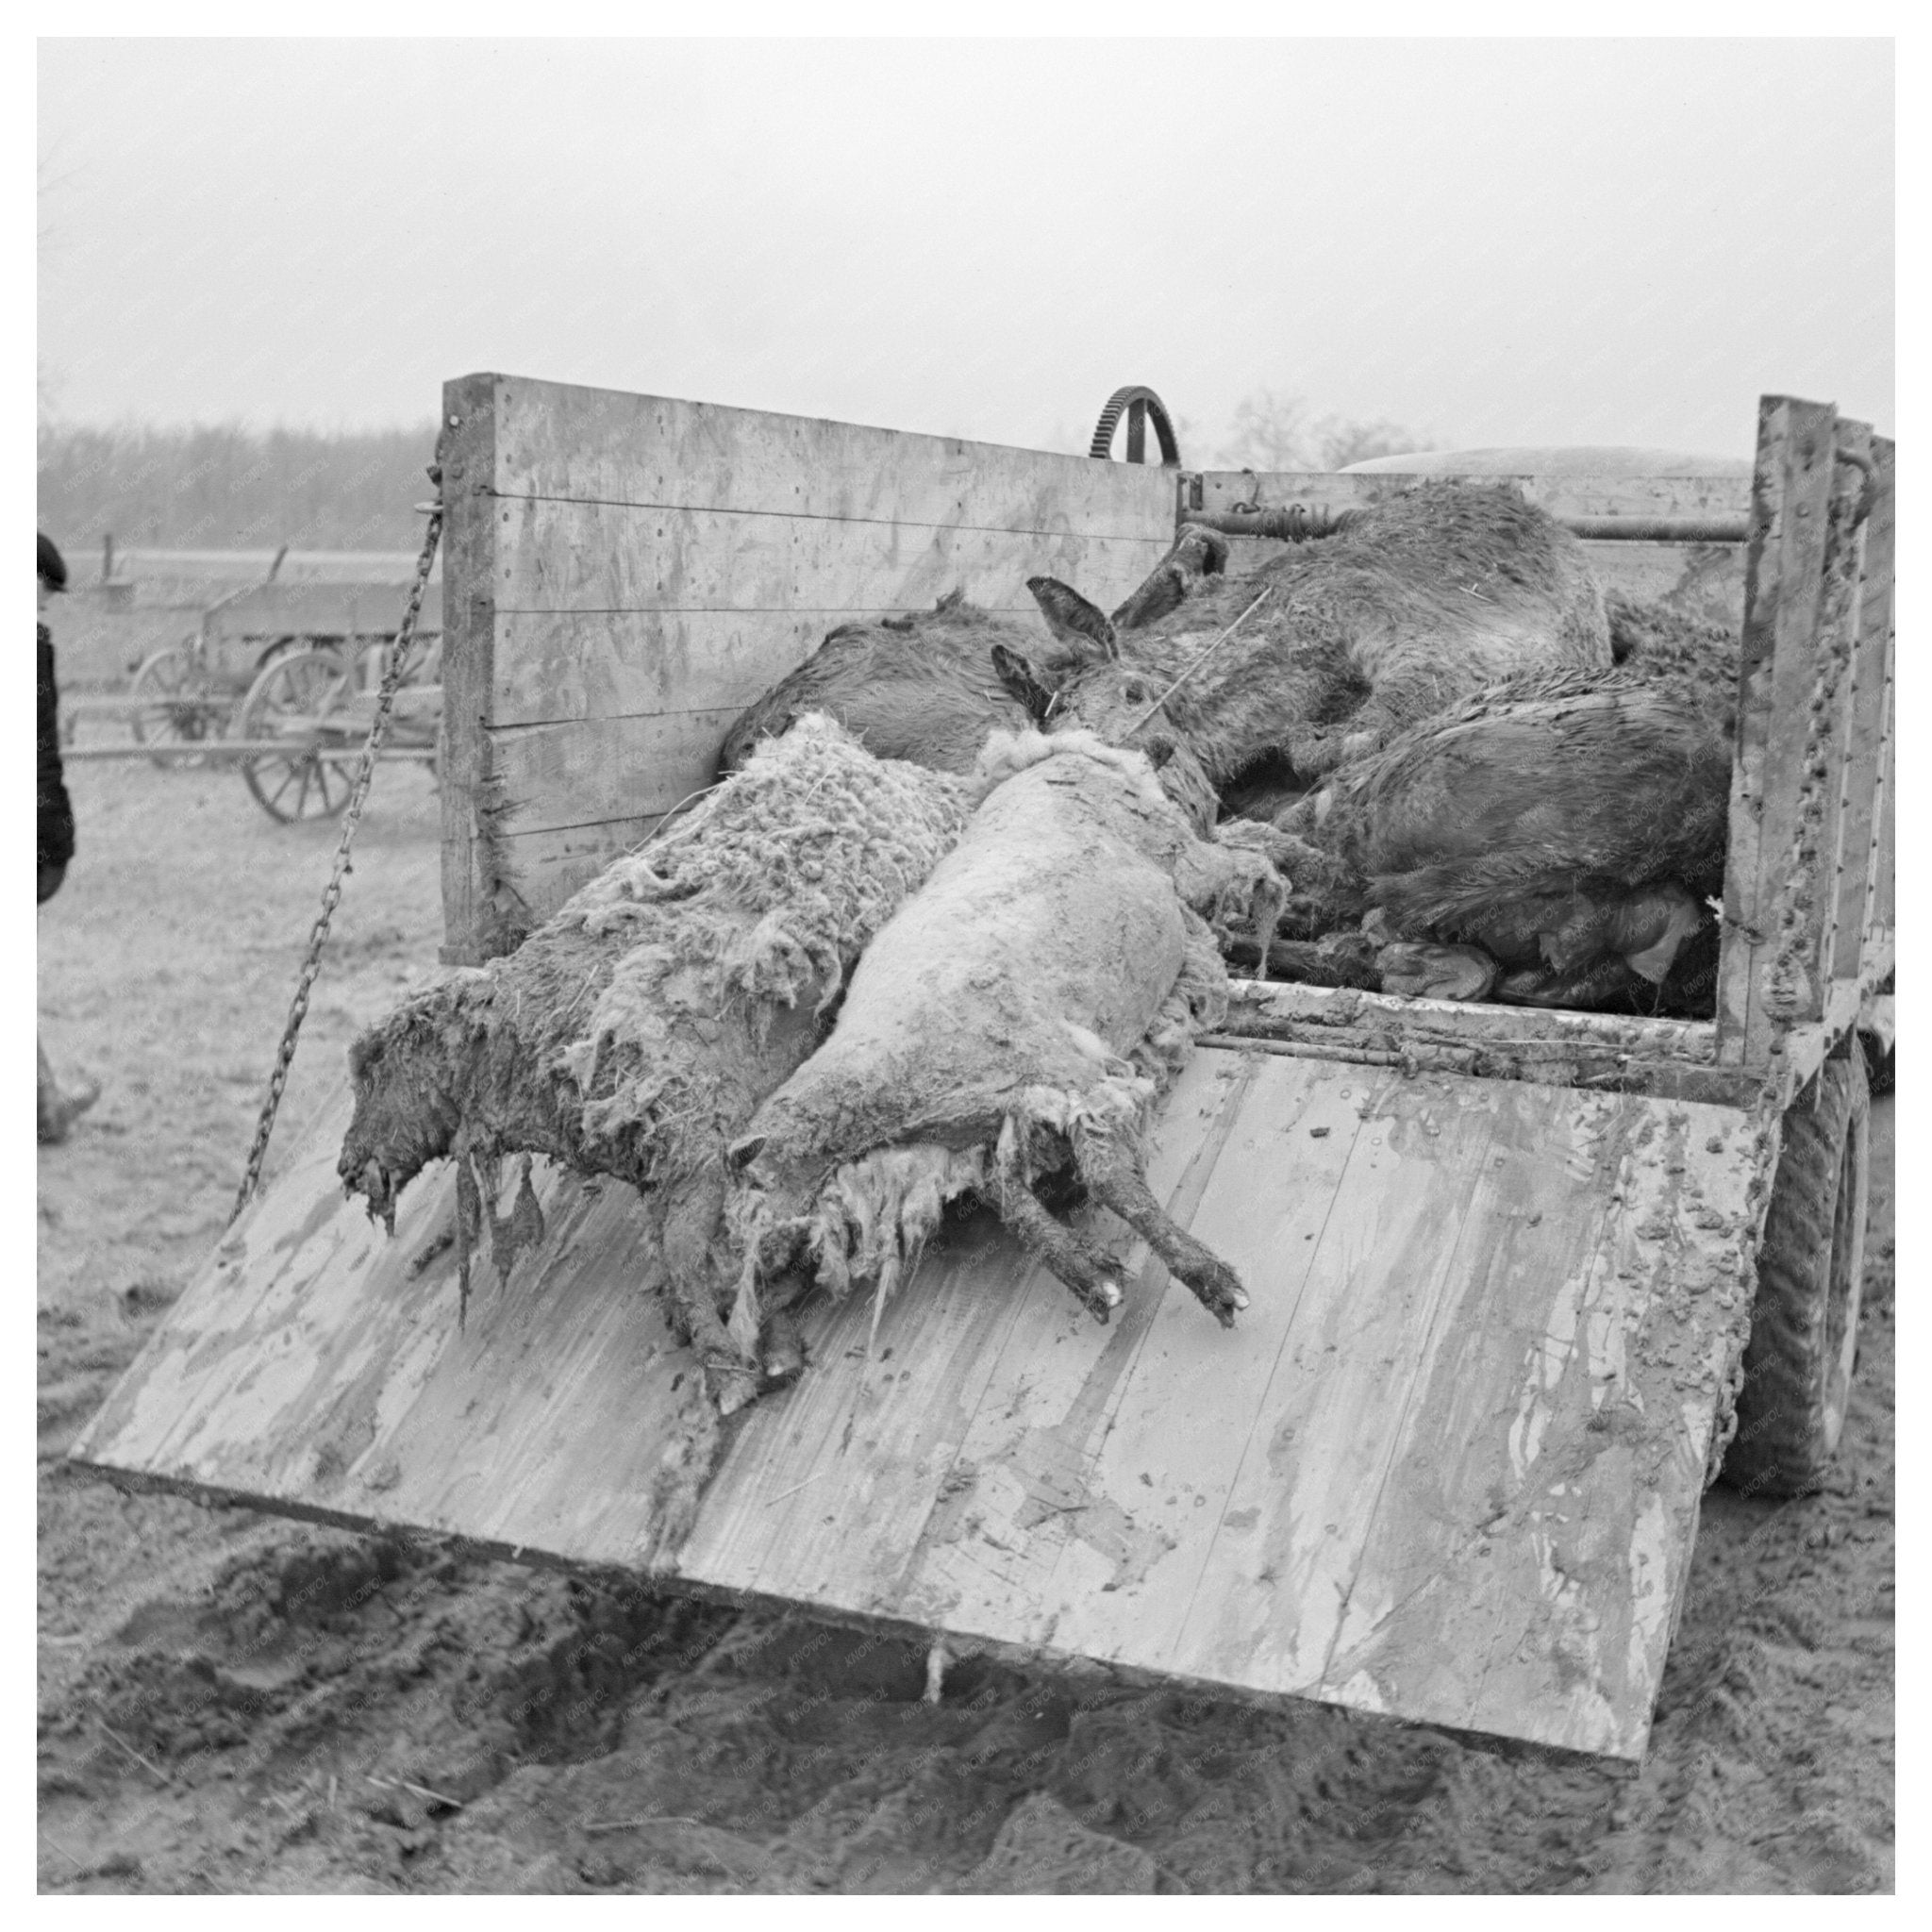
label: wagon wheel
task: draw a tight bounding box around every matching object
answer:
[129,641,232,768]
[237,645,360,824]
[1722,1051,1872,1498]
[251,634,305,675]
[1090,385,1182,467]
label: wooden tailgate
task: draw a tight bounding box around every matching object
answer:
[70,1046,1758,1762]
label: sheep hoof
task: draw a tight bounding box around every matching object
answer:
[706,1360,763,1415]
[1186,1264,1248,1328]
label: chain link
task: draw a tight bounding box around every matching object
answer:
[227,499,445,1226]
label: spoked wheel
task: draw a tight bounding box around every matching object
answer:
[129,641,232,768]
[252,634,305,675]
[237,646,361,823]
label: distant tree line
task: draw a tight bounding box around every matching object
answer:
[1210,388,1430,472]
[36,422,441,553]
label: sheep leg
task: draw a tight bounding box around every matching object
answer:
[991,1178,1126,1324]
[1247,870,1285,976]
[1076,1137,1248,1327]
[1221,932,1382,990]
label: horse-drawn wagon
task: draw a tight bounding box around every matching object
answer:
[72,375,1893,1764]
[68,575,443,822]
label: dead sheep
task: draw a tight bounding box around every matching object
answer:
[722,728,1286,1351]
[338,715,973,1410]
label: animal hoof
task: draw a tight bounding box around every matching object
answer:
[1188,1267,1247,1328]
[708,1363,763,1416]
[1377,942,1498,1003]
[758,1311,808,1391]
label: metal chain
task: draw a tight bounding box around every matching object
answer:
[227,497,445,1226]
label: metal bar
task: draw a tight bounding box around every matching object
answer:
[1180,507,1749,544]
[65,689,441,717]
[1561,515,1749,543]
[61,742,435,762]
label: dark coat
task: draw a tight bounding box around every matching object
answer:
[39,623,75,882]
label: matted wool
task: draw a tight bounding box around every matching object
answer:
[724,730,1280,1351]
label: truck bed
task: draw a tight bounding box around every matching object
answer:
[71,1043,1758,1761]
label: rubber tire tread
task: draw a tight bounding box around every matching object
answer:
[1723,1051,1871,1499]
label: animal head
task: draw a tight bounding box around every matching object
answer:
[339,1002,465,1233]
[990,629,1220,834]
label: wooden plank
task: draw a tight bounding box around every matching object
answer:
[1224,980,1718,1063]
[486,599,1076,735]
[1715,397,1840,1067]
[482,712,743,839]
[71,1051,1757,1761]
[438,375,506,965]
[488,375,1174,532]
[68,1090,720,1572]
[476,812,669,939]
[874,1054,1306,1645]
[1151,1070,1507,1694]
[1320,1091,1754,1757]
[490,609,858,731]
[1781,978,1871,1103]
[1801,420,1873,1021]
[1031,1060,1375,1673]
[1840,437,1896,979]
[491,497,1167,630]
[1870,725,1895,944]
[1183,468,1753,525]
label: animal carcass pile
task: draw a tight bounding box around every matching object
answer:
[726,481,1739,1017]
[981,490,1735,1014]
[341,479,1737,1408]
[343,715,1279,1409]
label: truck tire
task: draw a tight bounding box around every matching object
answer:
[1722,1050,1871,1498]
[1863,1036,1895,1097]
[1861,976,1895,1096]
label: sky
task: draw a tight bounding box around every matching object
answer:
[36,36,1893,459]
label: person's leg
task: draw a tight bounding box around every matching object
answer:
[38,1034,99,1145]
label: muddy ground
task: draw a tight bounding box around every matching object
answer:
[37,753,1894,1894]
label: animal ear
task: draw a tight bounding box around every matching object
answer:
[935,587,966,613]
[1025,575,1120,661]
[991,642,1058,725]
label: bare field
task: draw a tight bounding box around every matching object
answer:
[37,755,1894,1894]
